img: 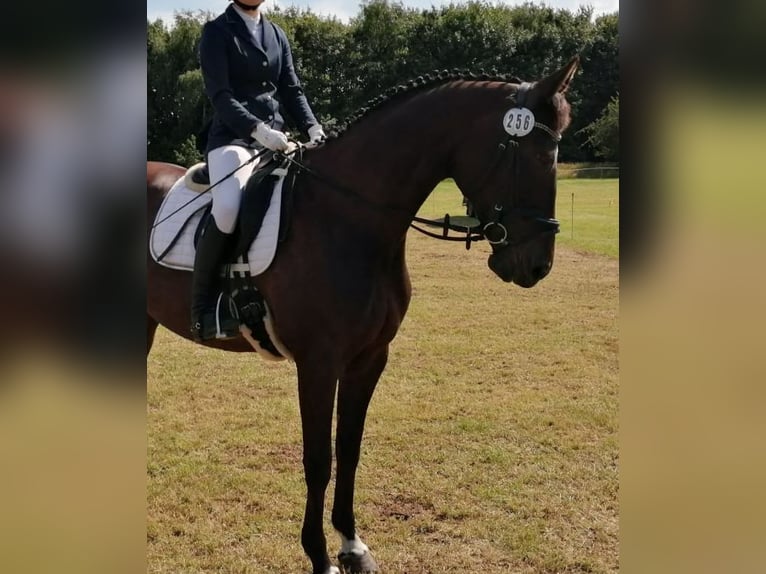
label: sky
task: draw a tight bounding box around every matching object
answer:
[147,0,619,26]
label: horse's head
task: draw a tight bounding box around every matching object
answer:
[453,58,578,287]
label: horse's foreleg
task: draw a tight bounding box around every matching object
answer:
[332,346,388,573]
[297,360,339,574]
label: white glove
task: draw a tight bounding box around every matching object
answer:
[308,124,326,144]
[252,122,289,151]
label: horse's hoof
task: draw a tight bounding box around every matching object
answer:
[337,550,379,573]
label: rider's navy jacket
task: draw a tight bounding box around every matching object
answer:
[199,5,318,153]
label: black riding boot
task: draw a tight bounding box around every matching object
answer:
[190,218,240,342]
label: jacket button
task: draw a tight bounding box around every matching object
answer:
[262,61,267,67]
[268,115,273,120]
[262,81,267,86]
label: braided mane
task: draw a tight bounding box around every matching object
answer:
[327,69,524,140]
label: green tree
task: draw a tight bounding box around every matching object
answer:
[347,1,420,106]
[408,4,518,73]
[572,12,618,160]
[146,4,619,164]
[147,12,208,162]
[270,7,355,131]
[147,18,170,159]
[582,95,619,161]
[174,135,203,166]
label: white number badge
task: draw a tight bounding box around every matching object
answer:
[502,107,535,137]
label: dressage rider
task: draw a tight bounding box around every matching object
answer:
[192,0,325,341]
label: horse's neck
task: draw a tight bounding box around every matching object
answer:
[313,84,502,234]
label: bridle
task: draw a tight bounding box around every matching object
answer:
[408,82,562,251]
[473,82,562,254]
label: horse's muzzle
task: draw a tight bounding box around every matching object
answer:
[488,253,552,287]
[488,252,515,283]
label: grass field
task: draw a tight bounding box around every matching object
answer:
[148,178,619,573]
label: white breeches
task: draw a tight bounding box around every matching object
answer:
[207,145,262,234]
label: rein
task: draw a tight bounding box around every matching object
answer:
[278,150,489,248]
[409,214,485,248]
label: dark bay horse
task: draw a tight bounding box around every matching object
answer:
[148,58,578,574]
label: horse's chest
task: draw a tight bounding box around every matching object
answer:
[332,265,409,344]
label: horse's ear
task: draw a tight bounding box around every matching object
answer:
[534,56,579,99]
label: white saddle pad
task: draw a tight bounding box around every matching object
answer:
[149,173,284,276]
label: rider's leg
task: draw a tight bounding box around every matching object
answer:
[190,145,260,341]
